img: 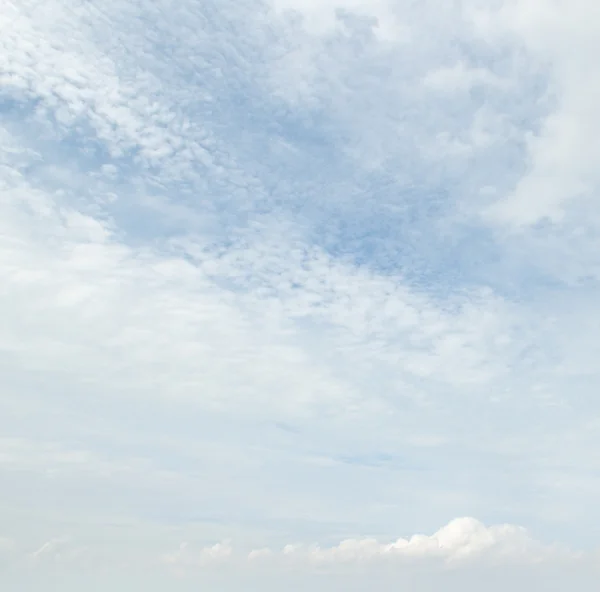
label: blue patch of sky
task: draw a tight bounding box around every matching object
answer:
[0,91,139,178]
[2,0,564,306]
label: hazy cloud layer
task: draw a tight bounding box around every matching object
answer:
[2,0,600,590]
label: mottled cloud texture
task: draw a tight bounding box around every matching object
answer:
[2,0,600,590]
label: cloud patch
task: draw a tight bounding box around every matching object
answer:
[163,517,580,572]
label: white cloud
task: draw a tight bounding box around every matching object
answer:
[31,538,71,560]
[278,517,574,566]
[0,133,523,426]
[163,541,233,569]
[422,62,509,94]
[161,517,578,571]
[478,0,600,225]
[269,0,409,40]
[1,518,596,592]
[0,0,241,187]
[2,1,600,590]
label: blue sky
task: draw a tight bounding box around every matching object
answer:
[2,0,600,589]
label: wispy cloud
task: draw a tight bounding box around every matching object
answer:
[2,0,600,590]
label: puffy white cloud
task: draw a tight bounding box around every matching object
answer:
[162,517,578,570]
[163,542,233,569]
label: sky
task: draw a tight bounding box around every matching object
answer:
[2,0,600,589]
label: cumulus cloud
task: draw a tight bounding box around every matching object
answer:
[163,541,234,569]
[162,517,579,572]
